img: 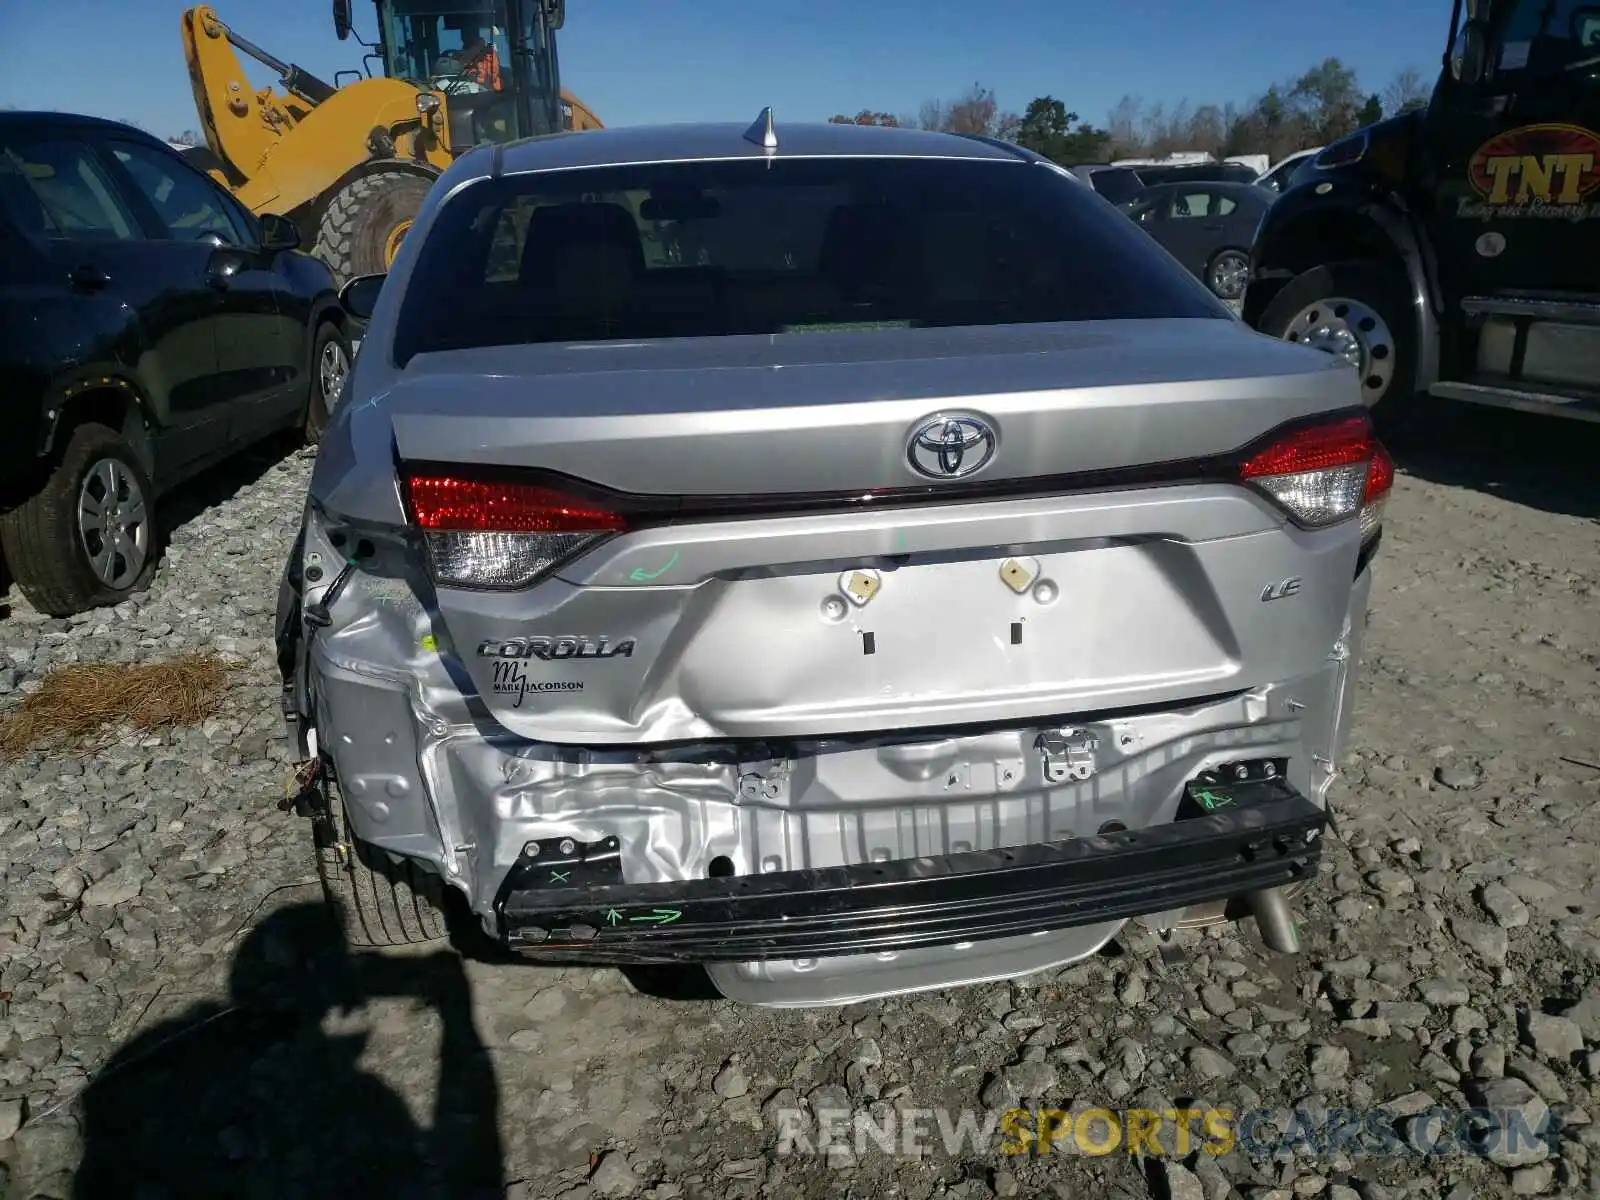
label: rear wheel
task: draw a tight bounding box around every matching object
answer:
[313,781,449,948]
[1206,249,1250,301]
[303,322,350,446]
[1257,262,1433,441]
[0,422,159,616]
[312,170,434,285]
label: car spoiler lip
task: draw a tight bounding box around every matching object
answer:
[495,775,1325,965]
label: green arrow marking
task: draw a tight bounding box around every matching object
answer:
[629,551,680,583]
[628,908,682,925]
[604,908,623,926]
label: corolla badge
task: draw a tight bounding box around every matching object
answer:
[477,636,636,660]
[906,413,998,480]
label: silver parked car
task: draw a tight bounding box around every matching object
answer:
[275,111,1393,1007]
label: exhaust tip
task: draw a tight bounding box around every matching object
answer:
[1246,886,1301,953]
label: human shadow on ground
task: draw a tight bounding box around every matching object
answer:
[1393,405,1600,522]
[71,901,504,1200]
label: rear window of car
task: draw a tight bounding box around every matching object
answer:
[1087,168,1146,205]
[392,156,1228,363]
[1136,164,1260,187]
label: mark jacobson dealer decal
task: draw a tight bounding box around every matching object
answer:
[1459,123,1600,221]
[476,636,635,707]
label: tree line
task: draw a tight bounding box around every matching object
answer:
[830,58,1434,166]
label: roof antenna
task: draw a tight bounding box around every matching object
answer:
[743,106,777,151]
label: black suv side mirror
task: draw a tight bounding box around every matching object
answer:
[333,0,352,40]
[340,273,385,321]
[260,213,301,253]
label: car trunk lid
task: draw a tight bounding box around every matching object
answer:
[376,319,1372,743]
[386,319,1348,495]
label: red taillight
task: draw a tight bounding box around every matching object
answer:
[402,472,626,589]
[1239,414,1392,539]
[1239,415,1376,481]
[1363,442,1395,504]
[404,475,627,533]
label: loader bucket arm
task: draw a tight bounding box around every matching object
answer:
[181,4,325,186]
[219,26,336,106]
[561,89,604,131]
[226,77,446,220]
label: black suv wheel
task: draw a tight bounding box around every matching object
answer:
[303,322,351,445]
[0,422,159,615]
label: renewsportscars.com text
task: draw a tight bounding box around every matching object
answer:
[771,1105,1561,1161]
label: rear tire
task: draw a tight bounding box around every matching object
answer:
[314,782,449,948]
[0,422,159,617]
[1257,262,1434,443]
[313,170,435,286]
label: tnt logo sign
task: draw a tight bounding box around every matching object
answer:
[1468,123,1600,206]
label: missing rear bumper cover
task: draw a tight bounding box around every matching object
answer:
[496,775,1324,964]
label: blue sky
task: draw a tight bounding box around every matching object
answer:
[2,0,1448,140]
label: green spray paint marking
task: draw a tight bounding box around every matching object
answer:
[627,908,682,925]
[629,551,680,582]
[1193,789,1235,811]
[602,907,683,927]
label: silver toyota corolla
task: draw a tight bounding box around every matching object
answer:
[275,111,1393,1007]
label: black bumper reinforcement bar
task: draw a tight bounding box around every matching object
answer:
[495,774,1325,964]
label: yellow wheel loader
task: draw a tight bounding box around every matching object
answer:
[181,0,602,283]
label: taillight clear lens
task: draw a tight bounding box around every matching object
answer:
[402,474,626,589]
[1240,414,1393,533]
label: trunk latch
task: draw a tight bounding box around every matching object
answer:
[1036,728,1099,784]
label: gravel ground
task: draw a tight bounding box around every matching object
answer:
[1,411,1598,1200]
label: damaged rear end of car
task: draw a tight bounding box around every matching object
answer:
[275,125,1391,1006]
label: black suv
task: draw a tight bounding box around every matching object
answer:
[0,112,351,616]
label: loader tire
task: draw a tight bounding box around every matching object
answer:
[313,170,434,285]
[314,782,449,948]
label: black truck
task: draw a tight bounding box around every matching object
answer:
[1244,0,1600,434]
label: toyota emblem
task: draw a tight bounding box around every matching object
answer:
[906,413,998,480]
